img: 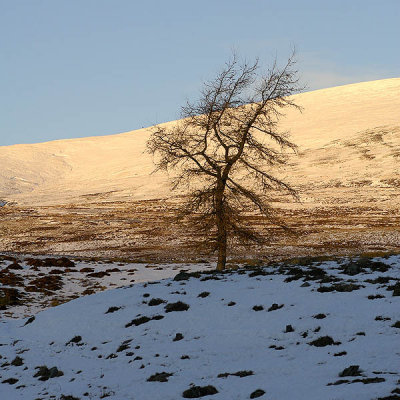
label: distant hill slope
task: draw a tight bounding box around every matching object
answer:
[1,78,400,206]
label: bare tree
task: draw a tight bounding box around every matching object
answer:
[147,52,302,270]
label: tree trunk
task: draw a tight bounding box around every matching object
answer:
[216,223,227,270]
[215,183,227,270]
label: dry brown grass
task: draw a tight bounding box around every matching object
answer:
[1,184,400,263]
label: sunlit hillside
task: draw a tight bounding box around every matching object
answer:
[1,78,399,206]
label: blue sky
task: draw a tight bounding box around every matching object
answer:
[1,0,399,146]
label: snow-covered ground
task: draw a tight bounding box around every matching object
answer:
[0,256,399,399]
[0,255,214,319]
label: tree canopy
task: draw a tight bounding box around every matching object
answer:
[147,52,302,269]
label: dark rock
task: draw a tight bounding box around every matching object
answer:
[116,343,130,352]
[327,379,350,386]
[309,336,339,347]
[200,276,221,282]
[334,283,361,292]
[285,325,294,333]
[363,260,389,272]
[34,366,64,381]
[198,292,210,298]
[375,315,391,321]
[393,282,400,297]
[352,377,385,384]
[227,301,236,306]
[317,286,335,293]
[165,301,190,312]
[305,267,327,280]
[11,356,23,366]
[182,385,218,398]
[174,272,192,281]
[2,378,18,384]
[342,262,364,275]
[267,303,284,312]
[125,316,151,327]
[343,258,389,274]
[105,306,121,314]
[24,316,35,326]
[147,372,173,382]
[125,314,163,327]
[218,370,253,378]
[318,283,361,293]
[313,313,326,319]
[391,321,400,328]
[368,294,385,300]
[250,389,266,398]
[66,336,82,345]
[87,271,110,278]
[334,351,347,356]
[285,266,304,278]
[320,275,342,284]
[352,258,373,268]
[148,298,165,306]
[253,305,264,311]
[173,333,184,342]
[339,365,362,377]
[365,276,392,284]
[248,269,269,277]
